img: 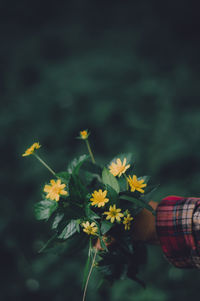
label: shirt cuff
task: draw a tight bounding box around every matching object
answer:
[156,195,200,268]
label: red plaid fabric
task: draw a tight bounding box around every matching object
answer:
[156,195,200,268]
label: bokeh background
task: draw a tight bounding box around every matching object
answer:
[1,0,200,300]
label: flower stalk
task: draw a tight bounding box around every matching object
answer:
[85,139,95,164]
[82,247,98,301]
[79,130,95,164]
[34,153,56,176]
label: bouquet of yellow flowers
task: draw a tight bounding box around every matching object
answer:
[22,130,157,301]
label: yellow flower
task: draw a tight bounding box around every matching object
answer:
[82,221,98,235]
[123,213,134,230]
[103,205,124,223]
[22,142,41,157]
[90,189,109,207]
[44,179,68,202]
[109,158,130,177]
[127,175,147,193]
[80,130,89,140]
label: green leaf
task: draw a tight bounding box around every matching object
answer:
[68,174,87,203]
[105,184,119,204]
[119,194,155,215]
[65,204,84,219]
[75,220,81,233]
[102,168,120,193]
[79,161,102,185]
[68,175,81,201]
[58,219,77,240]
[34,200,58,220]
[141,184,159,202]
[81,161,102,175]
[56,209,83,237]
[68,155,89,175]
[52,212,64,229]
[56,171,71,183]
[101,220,113,235]
[79,170,100,186]
[85,204,100,220]
[118,176,127,192]
[39,233,88,255]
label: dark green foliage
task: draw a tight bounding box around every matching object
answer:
[105,185,119,205]
[55,171,71,183]
[82,161,102,175]
[102,168,120,193]
[68,155,89,175]
[41,233,88,256]
[58,220,78,240]
[51,212,64,229]
[34,199,58,220]
[119,193,156,216]
[98,241,147,287]
[101,220,113,235]
[85,204,101,220]
[141,184,160,202]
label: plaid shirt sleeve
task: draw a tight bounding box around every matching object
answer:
[156,195,200,268]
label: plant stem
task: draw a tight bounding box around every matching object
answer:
[38,233,57,253]
[82,247,98,301]
[85,139,95,164]
[34,154,56,176]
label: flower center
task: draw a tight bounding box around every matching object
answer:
[110,210,117,217]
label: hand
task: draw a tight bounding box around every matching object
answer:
[94,235,116,251]
[94,201,160,251]
[131,201,160,244]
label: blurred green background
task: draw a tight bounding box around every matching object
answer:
[1,0,200,300]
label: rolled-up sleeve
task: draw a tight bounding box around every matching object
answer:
[156,195,200,268]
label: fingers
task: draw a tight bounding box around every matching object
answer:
[94,238,103,251]
[131,201,159,244]
[94,236,116,251]
[149,200,159,211]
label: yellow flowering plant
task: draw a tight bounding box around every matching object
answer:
[23,132,158,301]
